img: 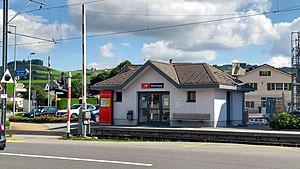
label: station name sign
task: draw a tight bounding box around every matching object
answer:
[141,83,164,89]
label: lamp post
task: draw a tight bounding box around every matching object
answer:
[9,25,17,115]
[28,52,35,112]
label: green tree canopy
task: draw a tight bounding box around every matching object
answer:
[90,60,131,85]
[22,85,47,106]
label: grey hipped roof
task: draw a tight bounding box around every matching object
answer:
[91,60,248,91]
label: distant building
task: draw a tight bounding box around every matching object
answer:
[238,64,291,115]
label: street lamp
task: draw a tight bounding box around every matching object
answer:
[28,52,35,112]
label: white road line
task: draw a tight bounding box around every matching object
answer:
[0,153,153,167]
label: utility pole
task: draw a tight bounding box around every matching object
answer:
[9,25,17,116]
[1,0,8,127]
[48,55,51,106]
[78,3,90,137]
[28,52,35,112]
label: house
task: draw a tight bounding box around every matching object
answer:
[91,60,252,127]
[238,64,291,115]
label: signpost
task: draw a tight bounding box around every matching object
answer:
[15,69,28,76]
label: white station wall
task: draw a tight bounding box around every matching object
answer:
[113,68,177,125]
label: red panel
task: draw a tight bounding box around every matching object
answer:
[99,90,113,124]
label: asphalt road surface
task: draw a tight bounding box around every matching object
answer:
[1,135,300,169]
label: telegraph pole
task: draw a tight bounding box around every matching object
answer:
[48,55,51,106]
[1,0,8,127]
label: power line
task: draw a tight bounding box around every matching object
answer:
[4,5,300,47]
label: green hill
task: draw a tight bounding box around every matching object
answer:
[0,64,103,94]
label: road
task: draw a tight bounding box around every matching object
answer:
[1,135,300,169]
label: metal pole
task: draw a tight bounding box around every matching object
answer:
[28,52,35,113]
[1,0,8,127]
[67,72,72,138]
[48,55,51,106]
[10,25,17,116]
[79,3,87,137]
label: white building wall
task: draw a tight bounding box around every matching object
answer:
[113,68,177,125]
[213,90,227,127]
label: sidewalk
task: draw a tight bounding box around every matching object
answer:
[8,122,68,136]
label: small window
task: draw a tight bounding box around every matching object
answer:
[247,83,257,90]
[187,91,196,102]
[115,92,122,102]
[246,101,254,108]
[259,71,271,76]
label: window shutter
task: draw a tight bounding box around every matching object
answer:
[289,83,292,91]
[254,83,257,90]
[267,83,271,90]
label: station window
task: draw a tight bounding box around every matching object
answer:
[187,91,196,102]
[115,92,122,102]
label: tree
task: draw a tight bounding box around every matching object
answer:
[22,85,47,106]
[90,60,131,85]
[72,80,82,98]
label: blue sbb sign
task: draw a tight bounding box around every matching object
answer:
[141,83,164,89]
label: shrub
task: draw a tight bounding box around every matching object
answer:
[15,112,24,117]
[6,120,10,128]
[9,115,78,123]
[269,113,300,130]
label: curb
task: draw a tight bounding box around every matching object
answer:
[7,130,65,136]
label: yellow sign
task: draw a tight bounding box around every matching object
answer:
[100,98,110,107]
[56,98,61,101]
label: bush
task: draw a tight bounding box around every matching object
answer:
[6,120,10,128]
[269,113,300,130]
[15,112,24,117]
[9,115,78,123]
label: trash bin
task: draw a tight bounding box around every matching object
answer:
[127,110,133,120]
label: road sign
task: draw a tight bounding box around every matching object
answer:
[15,69,28,76]
[0,94,7,98]
[1,69,13,83]
[56,92,64,95]
[0,84,3,92]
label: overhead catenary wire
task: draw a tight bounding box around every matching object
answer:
[3,3,300,47]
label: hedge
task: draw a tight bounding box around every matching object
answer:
[9,115,79,123]
[269,113,300,130]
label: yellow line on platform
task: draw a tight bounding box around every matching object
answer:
[7,140,26,143]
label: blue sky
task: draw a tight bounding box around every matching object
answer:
[2,0,300,71]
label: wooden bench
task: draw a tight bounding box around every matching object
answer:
[173,113,210,122]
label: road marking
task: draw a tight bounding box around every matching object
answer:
[0,153,153,167]
[6,140,26,143]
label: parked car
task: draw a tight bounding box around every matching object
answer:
[90,105,100,122]
[23,106,58,118]
[56,104,96,118]
[0,124,6,150]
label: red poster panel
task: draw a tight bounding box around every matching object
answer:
[99,90,113,124]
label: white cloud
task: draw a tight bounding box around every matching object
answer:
[67,0,299,64]
[142,41,216,62]
[266,55,290,68]
[100,42,114,58]
[87,62,115,70]
[0,9,74,53]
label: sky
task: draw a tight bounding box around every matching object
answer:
[1,0,300,71]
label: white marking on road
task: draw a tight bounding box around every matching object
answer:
[0,153,153,167]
